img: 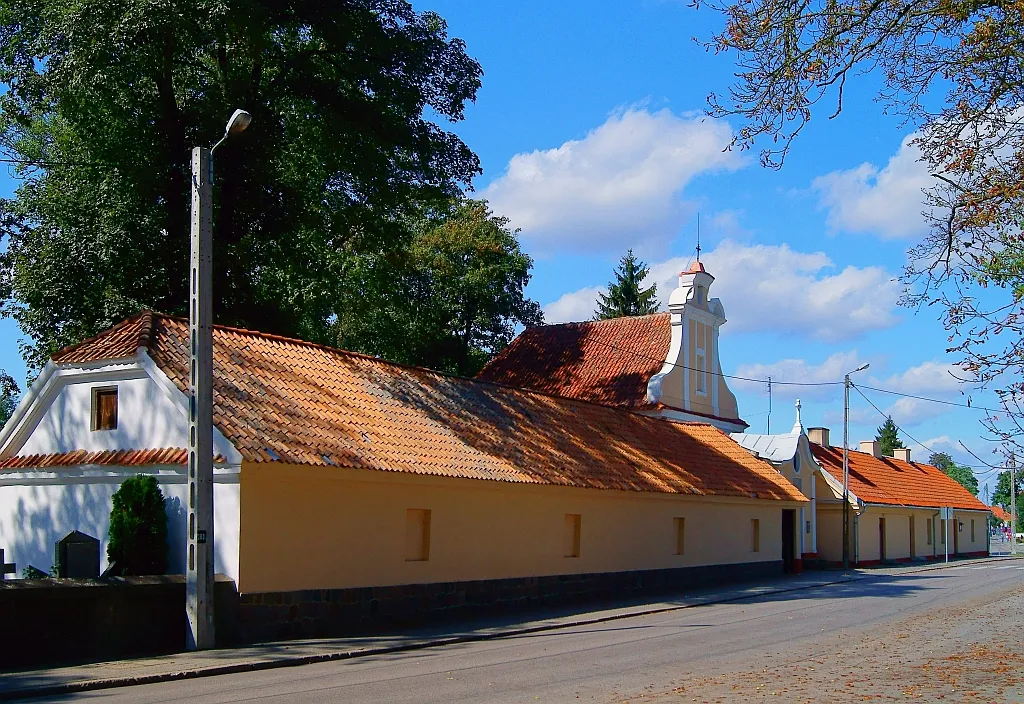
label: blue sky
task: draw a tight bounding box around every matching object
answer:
[0,0,1008,495]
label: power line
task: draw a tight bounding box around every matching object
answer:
[853,383,1001,474]
[855,384,1003,415]
[0,156,109,168]
[583,336,844,387]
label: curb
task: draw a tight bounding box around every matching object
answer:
[2,559,1013,700]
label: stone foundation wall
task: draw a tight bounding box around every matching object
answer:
[237,561,782,644]
[0,575,238,669]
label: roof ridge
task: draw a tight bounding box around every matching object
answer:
[532,312,670,330]
[147,313,723,430]
[51,309,156,362]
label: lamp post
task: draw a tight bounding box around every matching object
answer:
[187,108,251,651]
[842,363,870,570]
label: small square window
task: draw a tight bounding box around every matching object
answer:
[674,517,685,555]
[564,514,581,558]
[751,518,760,552]
[91,388,118,431]
[405,509,431,562]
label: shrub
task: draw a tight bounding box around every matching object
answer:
[107,475,168,575]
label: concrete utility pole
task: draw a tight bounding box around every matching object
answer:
[186,110,251,651]
[842,364,869,569]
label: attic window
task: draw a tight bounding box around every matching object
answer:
[91,388,118,431]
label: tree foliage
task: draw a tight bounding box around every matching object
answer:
[928,451,980,496]
[992,468,1024,532]
[0,0,482,369]
[595,250,659,320]
[108,475,168,576]
[335,199,543,376]
[0,371,18,428]
[875,417,904,457]
[698,0,1024,445]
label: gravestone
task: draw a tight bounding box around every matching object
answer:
[0,549,15,579]
[55,531,100,578]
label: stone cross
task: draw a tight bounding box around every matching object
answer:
[0,549,15,579]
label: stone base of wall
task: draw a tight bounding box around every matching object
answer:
[0,575,238,669]
[237,561,782,645]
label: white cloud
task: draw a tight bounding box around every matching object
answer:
[864,361,967,425]
[484,108,741,253]
[812,133,932,239]
[734,351,866,400]
[543,286,604,324]
[646,240,901,342]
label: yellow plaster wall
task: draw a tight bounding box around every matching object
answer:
[236,463,800,594]
[816,505,989,564]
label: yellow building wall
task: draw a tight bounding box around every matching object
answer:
[236,463,801,594]
[813,506,992,563]
[817,504,846,563]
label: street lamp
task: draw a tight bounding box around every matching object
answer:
[186,109,251,651]
[842,363,869,569]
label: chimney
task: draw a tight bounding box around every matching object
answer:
[893,447,911,462]
[859,440,882,458]
[807,427,830,447]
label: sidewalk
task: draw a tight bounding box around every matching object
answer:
[2,556,1018,701]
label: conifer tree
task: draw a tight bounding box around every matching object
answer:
[875,417,905,457]
[594,250,659,320]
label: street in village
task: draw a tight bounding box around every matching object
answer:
[11,558,1023,704]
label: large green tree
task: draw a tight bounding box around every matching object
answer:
[594,250,659,320]
[875,417,905,457]
[336,199,543,376]
[0,0,482,370]
[0,371,18,427]
[698,0,1024,447]
[928,451,980,496]
[992,469,1024,532]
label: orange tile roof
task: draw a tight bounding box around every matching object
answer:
[52,311,154,363]
[1,448,189,470]
[810,444,989,511]
[45,313,805,502]
[991,505,1012,521]
[478,314,746,426]
[478,314,672,410]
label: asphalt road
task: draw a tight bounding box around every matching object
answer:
[43,563,1024,704]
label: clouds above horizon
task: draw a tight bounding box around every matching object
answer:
[483,108,741,253]
[543,240,901,342]
[812,133,932,239]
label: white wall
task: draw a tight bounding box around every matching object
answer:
[17,374,189,456]
[0,470,240,582]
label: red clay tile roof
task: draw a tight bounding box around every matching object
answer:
[1,448,188,470]
[52,311,155,364]
[811,444,989,511]
[991,505,1012,521]
[478,314,672,410]
[44,313,805,502]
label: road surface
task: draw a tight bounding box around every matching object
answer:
[41,562,1024,703]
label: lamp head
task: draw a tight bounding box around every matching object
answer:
[225,109,252,137]
[853,363,870,373]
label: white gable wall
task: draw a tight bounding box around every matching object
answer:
[0,468,239,580]
[19,373,188,455]
[0,355,243,581]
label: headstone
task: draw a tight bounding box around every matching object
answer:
[55,531,100,578]
[0,549,15,579]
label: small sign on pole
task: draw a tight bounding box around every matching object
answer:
[940,507,953,562]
